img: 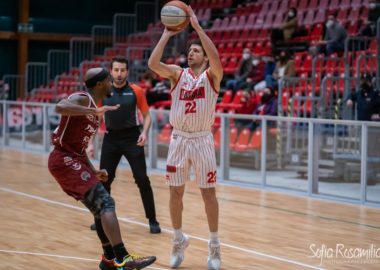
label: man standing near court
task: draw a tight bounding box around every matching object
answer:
[148,6,223,270]
[94,57,161,234]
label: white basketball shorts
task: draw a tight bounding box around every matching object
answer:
[166,129,217,188]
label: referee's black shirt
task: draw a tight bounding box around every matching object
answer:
[103,82,149,131]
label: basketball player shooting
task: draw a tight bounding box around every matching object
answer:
[148,5,223,270]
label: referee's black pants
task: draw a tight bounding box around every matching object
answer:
[100,126,157,221]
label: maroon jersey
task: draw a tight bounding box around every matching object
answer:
[51,92,100,156]
[48,92,101,200]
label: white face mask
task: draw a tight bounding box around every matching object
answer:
[369,3,377,9]
[288,11,295,17]
[242,53,250,60]
[326,20,334,28]
[252,59,260,66]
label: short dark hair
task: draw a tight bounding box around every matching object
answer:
[188,39,207,56]
[111,56,129,69]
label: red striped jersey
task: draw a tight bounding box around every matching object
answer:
[169,68,218,132]
[51,92,100,156]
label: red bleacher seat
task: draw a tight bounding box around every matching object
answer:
[272,13,284,28]
[278,0,289,11]
[217,90,244,110]
[248,129,262,150]
[340,0,351,8]
[224,57,238,75]
[236,15,247,30]
[233,128,251,152]
[213,127,221,149]
[329,0,340,10]
[303,9,316,26]
[216,90,233,110]
[158,124,172,144]
[229,127,238,147]
[337,8,349,24]
[244,14,257,30]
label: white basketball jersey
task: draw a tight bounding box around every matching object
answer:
[169,68,219,133]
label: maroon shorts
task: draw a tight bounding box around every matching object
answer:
[48,148,99,200]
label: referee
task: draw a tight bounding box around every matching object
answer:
[95,56,161,233]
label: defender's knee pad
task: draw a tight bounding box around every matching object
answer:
[81,183,115,218]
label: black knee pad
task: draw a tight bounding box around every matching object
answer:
[81,183,115,218]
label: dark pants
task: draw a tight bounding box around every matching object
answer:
[100,126,157,220]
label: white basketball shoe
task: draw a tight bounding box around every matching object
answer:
[207,241,221,270]
[170,234,189,268]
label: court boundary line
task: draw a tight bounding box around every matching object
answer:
[0,187,324,270]
[0,249,167,270]
[1,155,379,229]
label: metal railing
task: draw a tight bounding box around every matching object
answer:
[113,13,136,46]
[69,37,93,68]
[135,2,158,32]
[25,63,48,95]
[2,101,379,206]
[126,47,153,82]
[91,25,113,57]
[47,50,70,81]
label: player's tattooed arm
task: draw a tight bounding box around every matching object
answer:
[56,95,119,116]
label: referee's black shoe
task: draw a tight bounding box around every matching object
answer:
[149,220,161,234]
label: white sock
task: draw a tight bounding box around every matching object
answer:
[173,228,183,241]
[209,231,220,244]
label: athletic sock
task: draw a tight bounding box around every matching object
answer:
[113,242,129,262]
[102,243,115,260]
[210,231,220,244]
[173,228,183,241]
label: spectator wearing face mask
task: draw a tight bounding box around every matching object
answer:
[346,74,380,121]
[265,50,295,90]
[314,13,347,55]
[248,86,278,131]
[225,48,253,92]
[271,8,298,47]
[358,0,380,37]
[239,55,265,91]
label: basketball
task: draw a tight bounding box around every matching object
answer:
[160,1,190,31]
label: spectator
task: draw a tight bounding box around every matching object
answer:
[235,90,258,129]
[265,50,296,90]
[346,73,380,121]
[312,13,347,55]
[138,70,159,92]
[359,0,380,37]
[253,54,276,92]
[240,55,265,91]
[271,7,298,46]
[248,86,278,131]
[225,48,253,92]
[146,80,171,106]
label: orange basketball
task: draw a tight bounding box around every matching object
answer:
[160,1,190,31]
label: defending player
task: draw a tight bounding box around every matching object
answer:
[148,6,223,270]
[48,67,156,270]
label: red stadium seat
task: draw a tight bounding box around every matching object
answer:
[216,90,233,110]
[158,124,172,144]
[233,128,251,152]
[248,129,262,150]
[213,126,221,149]
[229,127,238,148]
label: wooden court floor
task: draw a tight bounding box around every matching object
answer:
[0,148,380,270]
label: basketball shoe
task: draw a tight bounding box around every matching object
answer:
[170,234,189,268]
[99,255,116,270]
[114,254,156,270]
[207,241,221,270]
